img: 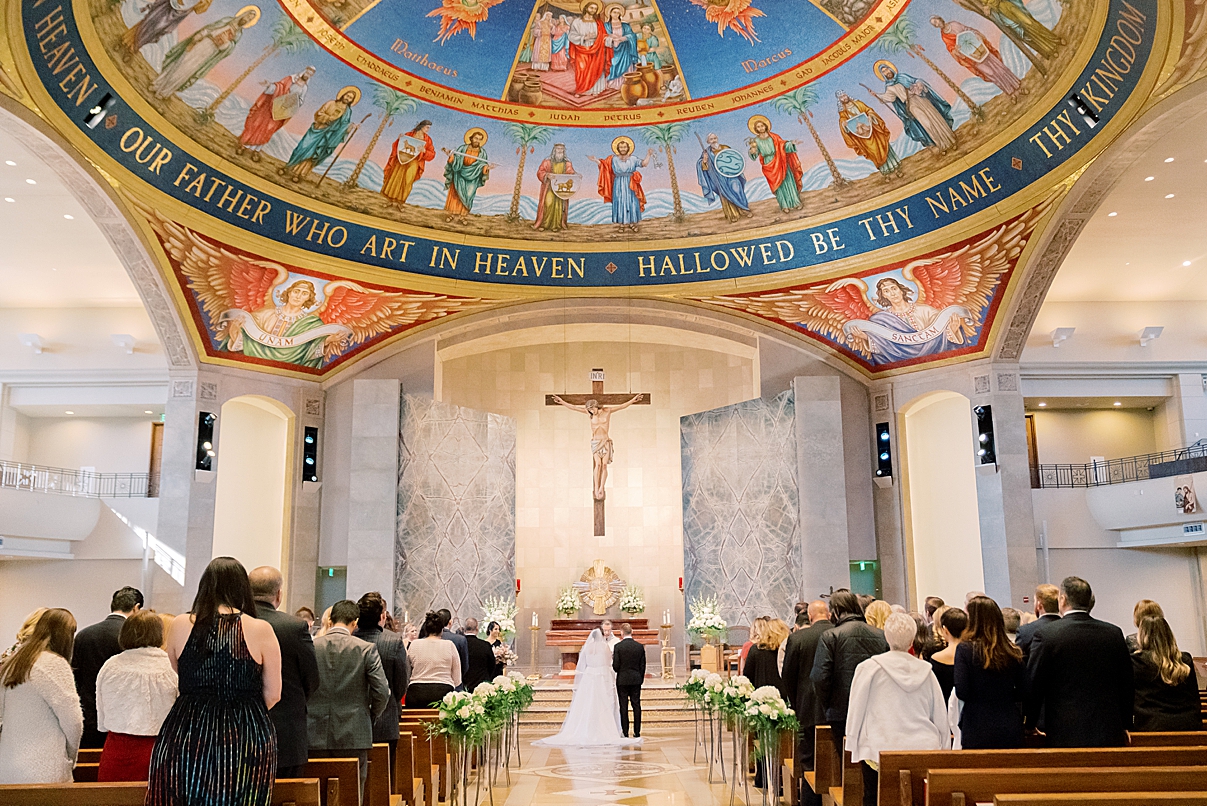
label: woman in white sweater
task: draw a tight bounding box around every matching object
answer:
[845,612,949,806]
[0,608,85,784]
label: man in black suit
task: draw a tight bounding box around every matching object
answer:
[780,600,833,806]
[73,585,142,748]
[811,590,888,764]
[1016,583,1061,661]
[438,609,469,689]
[612,623,646,738]
[462,617,497,694]
[250,566,321,779]
[353,591,409,772]
[1025,576,1134,747]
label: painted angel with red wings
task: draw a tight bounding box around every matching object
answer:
[428,0,505,43]
[148,214,482,369]
[706,210,1039,365]
[688,0,765,44]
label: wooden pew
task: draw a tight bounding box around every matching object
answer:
[400,726,435,806]
[994,794,1207,806]
[804,725,835,802]
[76,749,103,765]
[828,750,862,806]
[395,732,425,806]
[367,743,398,806]
[881,748,1207,806]
[400,711,444,805]
[302,757,357,806]
[0,779,322,805]
[780,730,798,806]
[1127,731,1207,747]
[73,763,100,783]
[926,766,1207,806]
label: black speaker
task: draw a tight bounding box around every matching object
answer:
[974,404,996,465]
[303,426,319,482]
[196,411,216,471]
[875,422,892,477]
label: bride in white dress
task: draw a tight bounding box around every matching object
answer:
[533,628,642,747]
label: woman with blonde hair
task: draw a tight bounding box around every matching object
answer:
[864,600,892,630]
[0,607,47,663]
[0,608,84,784]
[743,615,789,789]
[1127,599,1163,652]
[740,616,768,668]
[1132,615,1200,731]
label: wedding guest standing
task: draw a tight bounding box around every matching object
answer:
[438,609,469,687]
[744,616,789,789]
[354,591,409,770]
[487,622,506,678]
[406,612,462,708]
[95,611,177,781]
[73,586,142,748]
[0,608,83,784]
[954,596,1025,748]
[864,600,892,631]
[147,557,282,806]
[462,618,496,694]
[928,607,967,704]
[1016,584,1060,661]
[1126,599,1163,653]
[1131,615,1201,732]
[782,601,832,806]
[1,607,47,663]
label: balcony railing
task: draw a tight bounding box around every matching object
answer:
[1031,441,1207,489]
[0,461,159,498]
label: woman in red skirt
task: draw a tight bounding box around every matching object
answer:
[95,611,178,781]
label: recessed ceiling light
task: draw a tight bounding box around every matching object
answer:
[1165,157,1175,163]
[3,160,13,166]
[144,410,153,414]
[3,198,13,203]
[64,411,74,415]
[1165,193,1176,199]
[1108,211,1118,217]
[1145,176,1155,181]
[1184,261,1192,267]
[63,214,73,220]
[24,179,35,185]
[1038,402,1047,407]
[1113,402,1122,407]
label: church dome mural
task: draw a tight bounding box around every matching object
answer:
[2,0,1191,377]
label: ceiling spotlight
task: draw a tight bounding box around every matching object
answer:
[144,410,153,414]
[1145,176,1154,181]
[1166,193,1176,199]
[3,198,13,203]
[1184,261,1192,267]
[110,334,135,354]
[1113,401,1122,407]
[1051,327,1076,348]
[1140,326,1164,347]
[3,160,13,166]
[18,333,44,354]
[1108,211,1118,217]
[63,214,73,220]
[1165,157,1175,163]
[24,179,35,185]
[1038,402,1047,407]
[65,411,74,415]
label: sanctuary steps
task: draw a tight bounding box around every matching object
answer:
[518,680,692,727]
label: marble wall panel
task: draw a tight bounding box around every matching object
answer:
[394,395,516,622]
[681,391,801,626]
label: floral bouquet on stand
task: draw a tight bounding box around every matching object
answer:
[745,685,800,806]
[478,596,518,642]
[687,596,728,643]
[678,668,710,764]
[618,585,645,614]
[555,587,580,617]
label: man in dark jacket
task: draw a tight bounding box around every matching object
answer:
[250,566,321,779]
[810,590,888,763]
[612,623,646,737]
[462,617,497,694]
[1016,583,1061,661]
[72,586,143,748]
[781,600,832,806]
[1025,576,1133,746]
[353,591,409,771]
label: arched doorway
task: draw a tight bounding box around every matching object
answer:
[211,396,294,572]
[899,391,985,610]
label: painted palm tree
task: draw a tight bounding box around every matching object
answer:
[876,14,982,120]
[343,86,418,189]
[640,122,691,222]
[200,14,315,121]
[502,123,553,222]
[772,86,845,188]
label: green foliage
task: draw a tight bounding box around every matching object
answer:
[271,15,316,55]
[772,85,820,119]
[640,121,691,148]
[503,122,554,148]
[875,14,918,55]
[370,85,419,120]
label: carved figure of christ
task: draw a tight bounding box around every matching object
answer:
[546,370,650,536]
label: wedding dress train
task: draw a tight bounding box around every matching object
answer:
[533,629,642,747]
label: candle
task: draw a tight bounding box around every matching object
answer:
[532,611,538,628]
[404,611,409,624]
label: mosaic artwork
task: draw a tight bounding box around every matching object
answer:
[680,390,801,626]
[394,395,518,621]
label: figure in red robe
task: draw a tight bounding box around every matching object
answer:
[238,67,314,160]
[568,2,611,96]
[931,16,1021,96]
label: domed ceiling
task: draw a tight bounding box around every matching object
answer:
[2,0,1190,378]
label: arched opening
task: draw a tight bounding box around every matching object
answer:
[899,390,985,611]
[212,396,294,571]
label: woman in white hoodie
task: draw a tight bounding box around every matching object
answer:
[845,612,949,806]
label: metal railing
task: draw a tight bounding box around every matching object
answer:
[0,460,159,498]
[1031,441,1207,489]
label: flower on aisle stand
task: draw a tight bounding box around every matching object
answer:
[618,585,645,614]
[686,596,728,643]
[677,668,709,705]
[744,685,800,759]
[478,596,518,641]
[555,587,581,617]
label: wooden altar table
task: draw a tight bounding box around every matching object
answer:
[545,618,660,673]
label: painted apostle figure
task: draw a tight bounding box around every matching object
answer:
[238,66,315,161]
[697,132,751,222]
[282,85,360,182]
[930,16,1021,97]
[381,120,436,207]
[835,90,902,180]
[149,6,259,99]
[589,136,652,232]
[746,115,802,212]
[549,393,644,501]
[534,143,575,232]
[122,0,213,56]
[867,60,955,154]
[443,128,491,222]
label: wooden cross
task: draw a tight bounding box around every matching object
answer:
[546,368,651,536]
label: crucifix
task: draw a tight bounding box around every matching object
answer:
[546,368,650,536]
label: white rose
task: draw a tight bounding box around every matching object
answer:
[443,692,458,705]
[458,706,472,718]
[474,683,496,697]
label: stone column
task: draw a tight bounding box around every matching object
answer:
[345,379,401,609]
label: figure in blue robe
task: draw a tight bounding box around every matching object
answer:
[696,135,750,222]
[283,89,358,181]
[604,11,637,87]
[870,65,956,152]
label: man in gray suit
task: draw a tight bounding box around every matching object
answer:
[353,591,409,772]
[309,599,391,802]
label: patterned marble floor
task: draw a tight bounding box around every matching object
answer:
[496,727,753,806]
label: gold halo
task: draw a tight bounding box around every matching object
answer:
[336,85,361,105]
[234,4,260,26]
[464,127,488,145]
[580,0,602,14]
[611,135,635,155]
[873,59,897,80]
[603,2,625,19]
[747,114,771,134]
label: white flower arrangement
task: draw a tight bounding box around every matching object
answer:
[478,595,518,641]
[555,586,581,616]
[687,595,728,641]
[618,585,645,614]
[493,644,519,667]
